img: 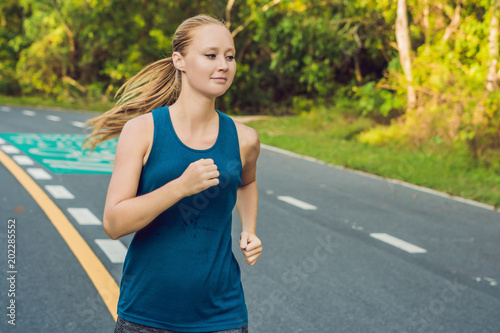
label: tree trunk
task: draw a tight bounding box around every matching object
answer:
[423,0,430,45]
[442,2,462,42]
[486,7,499,92]
[354,52,363,85]
[396,0,416,109]
[226,0,236,28]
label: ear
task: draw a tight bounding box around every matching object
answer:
[172,51,186,72]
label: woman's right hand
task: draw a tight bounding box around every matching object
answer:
[179,158,220,197]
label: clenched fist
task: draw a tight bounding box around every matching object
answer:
[178,158,220,197]
[240,231,262,266]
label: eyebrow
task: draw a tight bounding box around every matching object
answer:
[203,46,236,53]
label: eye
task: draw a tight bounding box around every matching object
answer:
[226,55,235,61]
[205,54,216,59]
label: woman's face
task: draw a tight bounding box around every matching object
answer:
[177,24,236,98]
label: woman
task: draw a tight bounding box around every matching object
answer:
[84,14,262,333]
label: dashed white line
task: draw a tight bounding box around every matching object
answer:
[261,143,499,213]
[67,208,102,225]
[1,145,20,154]
[12,155,34,165]
[1,106,11,112]
[475,276,498,286]
[26,168,52,180]
[370,233,427,254]
[95,239,127,264]
[71,121,85,128]
[44,185,75,199]
[22,110,36,116]
[277,196,318,210]
[46,115,61,122]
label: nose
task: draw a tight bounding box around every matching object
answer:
[217,57,229,71]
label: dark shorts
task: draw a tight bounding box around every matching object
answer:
[114,316,249,333]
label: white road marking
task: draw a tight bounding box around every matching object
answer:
[44,185,75,199]
[485,277,497,286]
[67,208,102,225]
[277,196,318,210]
[1,145,20,154]
[261,143,499,212]
[370,233,427,254]
[95,239,127,264]
[12,155,34,165]
[26,168,52,180]
[71,121,85,128]
[44,160,114,172]
[476,276,498,286]
[46,115,61,121]
[0,138,5,144]
[1,106,11,112]
[22,110,36,116]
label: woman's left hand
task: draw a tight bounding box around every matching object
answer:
[239,231,262,266]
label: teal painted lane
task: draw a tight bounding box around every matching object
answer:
[0,133,117,174]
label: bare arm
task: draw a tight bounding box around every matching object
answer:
[235,124,262,265]
[103,115,220,240]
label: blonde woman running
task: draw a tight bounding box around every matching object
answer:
[84,14,262,333]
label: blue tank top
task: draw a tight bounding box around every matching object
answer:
[117,105,248,332]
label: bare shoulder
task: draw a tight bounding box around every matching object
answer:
[123,112,153,132]
[117,113,154,162]
[233,119,260,167]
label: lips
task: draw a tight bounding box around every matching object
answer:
[211,77,227,82]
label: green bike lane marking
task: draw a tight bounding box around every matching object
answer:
[0,133,117,174]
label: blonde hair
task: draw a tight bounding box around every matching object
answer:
[83,14,228,150]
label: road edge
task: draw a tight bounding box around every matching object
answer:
[0,149,119,321]
[261,144,500,213]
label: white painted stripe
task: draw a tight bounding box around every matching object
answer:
[46,115,61,121]
[277,195,318,210]
[0,138,5,144]
[12,155,34,165]
[484,277,497,286]
[67,208,102,225]
[370,233,427,254]
[261,144,499,213]
[26,168,52,180]
[1,145,20,154]
[45,160,113,172]
[95,239,127,264]
[44,185,75,199]
[1,106,11,112]
[71,121,85,128]
[22,110,36,116]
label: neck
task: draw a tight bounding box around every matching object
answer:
[173,89,216,119]
[169,87,218,133]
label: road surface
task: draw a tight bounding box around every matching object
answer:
[0,105,499,332]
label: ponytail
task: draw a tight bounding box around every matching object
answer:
[83,57,180,150]
[83,14,229,151]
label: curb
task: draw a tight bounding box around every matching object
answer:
[260,143,499,213]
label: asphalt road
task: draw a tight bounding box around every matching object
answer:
[0,105,499,333]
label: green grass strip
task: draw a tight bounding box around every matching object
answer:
[245,112,500,208]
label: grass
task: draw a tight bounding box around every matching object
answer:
[0,95,114,113]
[244,109,500,208]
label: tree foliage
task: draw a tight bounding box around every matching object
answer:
[0,0,498,159]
